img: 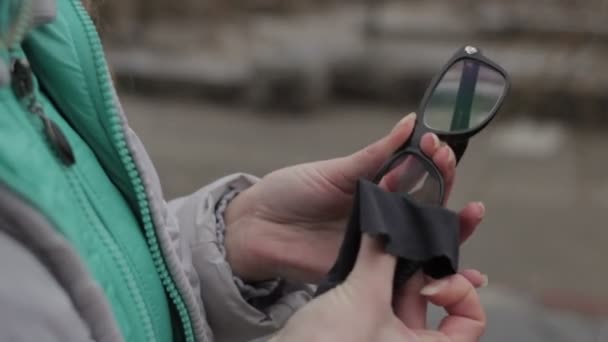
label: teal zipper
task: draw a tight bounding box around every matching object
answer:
[9,53,160,341]
[69,1,196,341]
[11,50,157,342]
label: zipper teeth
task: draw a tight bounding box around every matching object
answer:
[70,1,196,341]
[19,56,155,339]
[66,171,157,342]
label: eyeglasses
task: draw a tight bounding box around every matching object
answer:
[0,0,32,51]
[373,45,510,205]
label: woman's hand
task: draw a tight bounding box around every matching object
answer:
[224,113,485,282]
[271,235,487,342]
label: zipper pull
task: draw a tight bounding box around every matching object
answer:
[30,103,76,166]
[11,58,76,166]
[11,58,33,98]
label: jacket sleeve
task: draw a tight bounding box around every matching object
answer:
[168,173,313,342]
[0,230,94,342]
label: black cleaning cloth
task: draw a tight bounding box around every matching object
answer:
[316,179,460,296]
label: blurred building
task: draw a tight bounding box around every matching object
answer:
[99,0,608,123]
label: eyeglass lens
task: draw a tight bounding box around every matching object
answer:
[423,59,506,133]
[378,153,442,206]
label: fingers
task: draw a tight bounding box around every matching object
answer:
[420,274,486,342]
[379,132,443,193]
[412,330,451,342]
[458,202,485,243]
[433,145,456,204]
[378,154,425,192]
[419,135,455,205]
[348,235,397,304]
[393,268,488,331]
[458,269,489,289]
[394,270,428,329]
[419,133,456,205]
[315,113,418,195]
[345,113,418,182]
[420,132,441,156]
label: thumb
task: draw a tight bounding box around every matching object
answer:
[347,234,397,305]
[317,113,417,194]
[347,112,417,180]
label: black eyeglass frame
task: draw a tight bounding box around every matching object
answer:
[372,45,511,204]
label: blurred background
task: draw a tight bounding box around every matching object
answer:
[94,0,607,340]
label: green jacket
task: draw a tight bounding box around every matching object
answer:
[0,0,312,341]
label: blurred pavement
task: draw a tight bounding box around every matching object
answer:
[122,94,608,341]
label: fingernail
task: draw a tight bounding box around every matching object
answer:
[420,279,448,296]
[481,274,489,288]
[392,112,416,132]
[438,145,451,160]
[447,147,456,165]
[476,202,486,218]
[431,134,440,150]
